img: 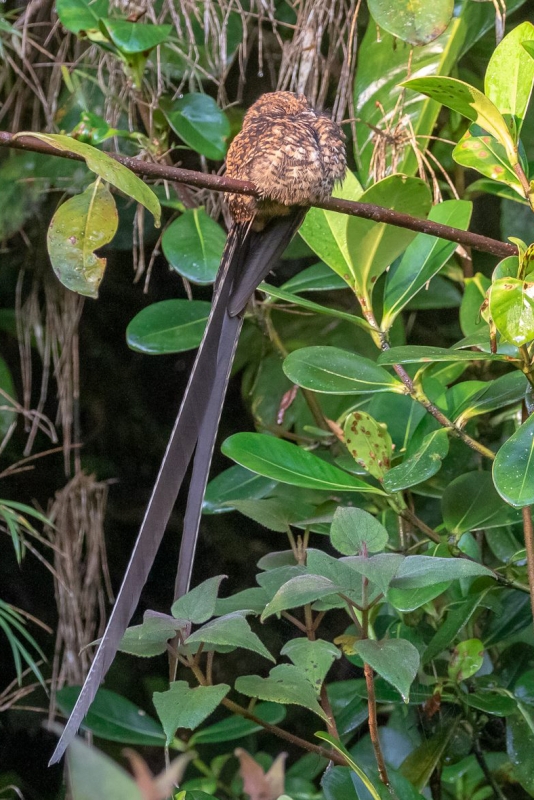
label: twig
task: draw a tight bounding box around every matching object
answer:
[0,131,517,259]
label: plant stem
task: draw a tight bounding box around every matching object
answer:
[361,605,390,788]
[522,505,534,628]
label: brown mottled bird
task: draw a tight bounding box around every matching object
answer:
[49,91,346,765]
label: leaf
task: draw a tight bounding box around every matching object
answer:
[383,429,450,492]
[283,347,403,395]
[162,209,226,284]
[214,587,269,616]
[280,262,348,293]
[317,735,382,800]
[422,593,486,665]
[346,176,432,305]
[280,638,341,693]
[506,711,534,794]
[190,703,285,745]
[153,681,230,744]
[119,612,187,657]
[0,357,16,439]
[382,200,472,329]
[261,574,341,621]
[235,664,329,721]
[329,507,389,555]
[171,576,226,624]
[453,129,524,193]
[163,93,230,160]
[455,370,527,425]
[378,345,513,364]
[489,278,534,346]
[448,638,484,682]
[100,18,172,53]
[493,412,534,507]
[185,612,274,662]
[442,471,521,531]
[341,552,405,596]
[56,687,165,746]
[56,0,108,34]
[259,283,372,332]
[203,466,276,514]
[235,749,286,800]
[299,171,364,284]
[48,180,117,297]
[402,76,517,164]
[343,410,393,481]
[400,723,458,791]
[388,555,493,589]
[367,0,454,46]
[126,299,211,354]
[66,734,144,800]
[485,21,534,142]
[354,638,420,702]
[222,433,385,494]
[21,133,160,225]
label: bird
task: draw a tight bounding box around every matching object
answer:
[49,90,346,765]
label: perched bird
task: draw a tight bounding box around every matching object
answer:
[49,91,346,765]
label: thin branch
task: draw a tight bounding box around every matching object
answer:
[0,131,516,259]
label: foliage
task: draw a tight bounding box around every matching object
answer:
[3,1,534,800]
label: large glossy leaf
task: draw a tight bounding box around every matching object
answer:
[299,170,363,283]
[203,465,276,514]
[354,638,420,702]
[453,129,523,194]
[222,433,385,494]
[442,472,521,532]
[402,76,517,164]
[493,413,534,507]
[99,18,172,53]
[382,200,472,329]
[383,428,450,492]
[56,686,165,745]
[126,299,210,354]
[162,209,226,284]
[22,133,160,224]
[47,181,117,298]
[163,93,230,160]
[153,681,230,744]
[259,283,372,332]
[283,347,403,394]
[507,711,534,795]
[56,0,108,34]
[485,22,534,142]
[346,176,432,305]
[280,262,347,293]
[235,664,329,721]
[489,278,534,346]
[367,0,453,46]
[455,370,527,425]
[378,345,514,364]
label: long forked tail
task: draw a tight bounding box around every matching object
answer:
[50,209,305,766]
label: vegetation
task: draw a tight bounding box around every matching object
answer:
[2,1,534,799]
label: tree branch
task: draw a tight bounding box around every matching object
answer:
[0,131,516,259]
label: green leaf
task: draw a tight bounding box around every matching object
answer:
[343,410,393,481]
[0,357,16,439]
[455,370,527,425]
[47,181,117,298]
[153,681,230,744]
[402,76,517,165]
[261,574,341,621]
[259,283,372,332]
[235,664,329,721]
[346,176,432,305]
[21,133,160,224]
[299,171,364,283]
[485,22,534,142]
[383,429,450,492]
[281,638,341,693]
[56,0,108,34]
[56,687,165,745]
[422,593,486,665]
[281,262,348,293]
[100,18,172,53]
[513,669,534,706]
[190,703,286,744]
[283,347,403,395]
[354,638,419,702]
[126,299,211,354]
[119,613,186,657]
[341,552,405,596]
[162,209,226,284]
[185,612,274,662]
[442,472,521,532]
[506,711,534,794]
[367,0,453,46]
[382,200,472,329]
[163,93,230,160]
[489,277,534,346]
[378,345,513,364]
[448,638,484,682]
[493,412,534,507]
[203,466,276,514]
[66,734,144,800]
[453,129,524,193]
[317,734,382,800]
[222,433,385,494]
[171,576,226,624]
[463,688,517,716]
[330,507,389,555]
[214,587,269,616]
[389,555,493,588]
[400,723,458,791]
